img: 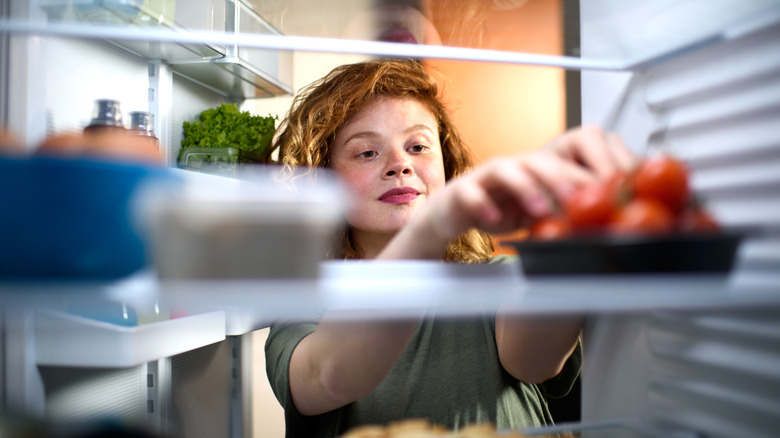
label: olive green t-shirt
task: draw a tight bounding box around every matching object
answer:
[265,258,582,437]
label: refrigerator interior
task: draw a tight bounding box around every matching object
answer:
[578,2,780,437]
[1,0,780,437]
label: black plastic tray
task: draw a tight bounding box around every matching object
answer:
[506,232,743,276]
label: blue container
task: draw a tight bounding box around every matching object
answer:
[0,156,178,280]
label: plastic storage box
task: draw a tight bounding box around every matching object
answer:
[177,146,264,176]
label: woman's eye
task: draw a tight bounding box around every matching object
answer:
[409,144,427,153]
[357,150,376,158]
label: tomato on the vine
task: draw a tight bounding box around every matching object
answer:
[609,198,675,236]
[633,153,690,215]
[530,216,571,240]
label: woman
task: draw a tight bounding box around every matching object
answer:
[264,59,633,437]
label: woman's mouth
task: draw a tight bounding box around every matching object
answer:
[379,187,420,204]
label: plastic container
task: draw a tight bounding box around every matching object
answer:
[507,232,744,276]
[177,146,264,175]
[145,167,347,280]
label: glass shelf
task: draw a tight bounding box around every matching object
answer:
[31,0,292,99]
[0,18,606,70]
[3,261,778,336]
[156,262,780,324]
[4,1,778,74]
[35,308,226,367]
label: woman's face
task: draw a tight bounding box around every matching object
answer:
[330,96,446,256]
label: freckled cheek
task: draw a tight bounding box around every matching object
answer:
[420,168,446,196]
[338,171,379,228]
[336,168,376,203]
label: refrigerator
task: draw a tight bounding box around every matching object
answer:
[1,0,779,437]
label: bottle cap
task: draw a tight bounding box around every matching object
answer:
[88,99,124,127]
[129,111,156,137]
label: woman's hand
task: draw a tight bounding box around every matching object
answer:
[380,126,635,260]
[545,125,636,183]
[442,126,634,235]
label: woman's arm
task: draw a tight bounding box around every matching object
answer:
[288,315,419,416]
[495,312,583,383]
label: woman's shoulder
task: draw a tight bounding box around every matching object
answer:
[487,253,520,265]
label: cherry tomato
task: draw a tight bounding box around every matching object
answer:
[633,153,690,215]
[564,174,625,233]
[609,198,675,236]
[678,207,720,233]
[530,216,570,240]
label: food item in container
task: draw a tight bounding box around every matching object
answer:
[339,419,531,438]
[529,216,570,240]
[608,197,675,236]
[341,424,389,438]
[678,204,720,233]
[387,418,447,436]
[180,103,276,153]
[510,152,738,275]
[551,170,630,236]
[177,103,276,172]
[633,151,690,215]
[563,181,618,233]
[528,151,720,240]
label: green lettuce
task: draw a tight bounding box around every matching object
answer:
[178,103,277,160]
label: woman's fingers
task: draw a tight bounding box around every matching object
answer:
[519,152,595,200]
[441,159,555,234]
[547,126,635,179]
[432,127,636,236]
[486,160,553,216]
[425,177,498,240]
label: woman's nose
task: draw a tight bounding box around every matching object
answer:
[384,152,412,177]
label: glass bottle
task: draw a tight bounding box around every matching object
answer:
[128,111,160,149]
[84,99,126,136]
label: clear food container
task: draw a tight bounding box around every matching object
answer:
[177,146,264,176]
